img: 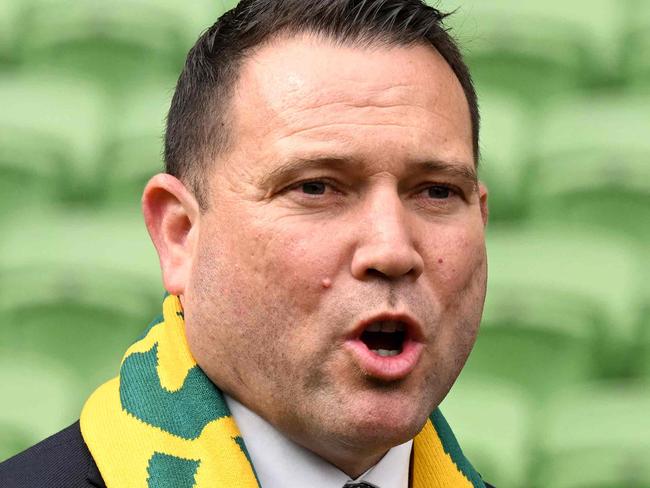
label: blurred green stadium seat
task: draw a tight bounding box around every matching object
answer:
[636,301,650,379]
[441,377,532,487]
[0,297,153,396]
[104,81,172,204]
[0,211,161,458]
[0,207,161,286]
[529,94,650,243]
[620,0,650,89]
[0,264,160,396]
[487,223,643,341]
[0,423,33,463]
[0,0,20,65]
[472,223,644,387]
[538,381,650,487]
[0,72,107,208]
[15,0,188,92]
[476,91,532,221]
[465,286,597,398]
[0,208,162,457]
[0,353,79,461]
[440,0,622,102]
[152,0,229,42]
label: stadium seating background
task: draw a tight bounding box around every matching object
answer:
[1,1,648,486]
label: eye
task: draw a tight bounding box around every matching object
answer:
[425,184,454,199]
[300,181,327,195]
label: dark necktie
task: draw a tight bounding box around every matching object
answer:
[343,482,379,488]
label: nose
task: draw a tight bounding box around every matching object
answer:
[350,189,424,281]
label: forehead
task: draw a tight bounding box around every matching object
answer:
[226,34,473,172]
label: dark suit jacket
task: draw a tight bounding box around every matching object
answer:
[0,422,495,487]
[0,422,105,488]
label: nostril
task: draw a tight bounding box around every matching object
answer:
[366,268,385,278]
[364,265,419,281]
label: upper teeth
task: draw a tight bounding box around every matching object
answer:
[366,321,405,333]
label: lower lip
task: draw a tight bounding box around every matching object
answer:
[344,338,423,381]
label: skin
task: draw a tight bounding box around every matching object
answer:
[142,33,488,478]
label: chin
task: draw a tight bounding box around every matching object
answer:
[336,392,431,448]
[344,415,425,453]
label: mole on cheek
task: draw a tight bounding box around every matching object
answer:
[438,258,444,264]
[321,278,332,289]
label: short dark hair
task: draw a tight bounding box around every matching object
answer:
[164,0,479,209]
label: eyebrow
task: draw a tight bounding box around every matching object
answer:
[261,157,356,188]
[408,160,479,187]
[261,156,478,188]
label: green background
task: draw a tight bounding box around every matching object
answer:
[0,1,648,486]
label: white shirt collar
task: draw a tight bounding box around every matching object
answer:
[225,395,412,488]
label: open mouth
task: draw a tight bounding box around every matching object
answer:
[359,321,406,357]
[345,315,424,381]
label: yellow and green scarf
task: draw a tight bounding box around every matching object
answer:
[80,294,487,487]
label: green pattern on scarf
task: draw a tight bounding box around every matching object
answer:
[119,343,229,440]
[147,452,200,487]
[431,409,484,486]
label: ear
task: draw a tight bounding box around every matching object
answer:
[478,182,489,226]
[142,174,200,296]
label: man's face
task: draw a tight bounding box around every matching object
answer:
[183,35,487,468]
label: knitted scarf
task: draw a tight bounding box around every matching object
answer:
[80,294,486,488]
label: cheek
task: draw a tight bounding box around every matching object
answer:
[193,210,344,330]
[423,226,487,354]
[251,225,344,312]
[425,225,486,295]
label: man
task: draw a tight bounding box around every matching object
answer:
[0,1,492,486]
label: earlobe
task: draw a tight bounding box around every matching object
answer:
[142,174,200,296]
